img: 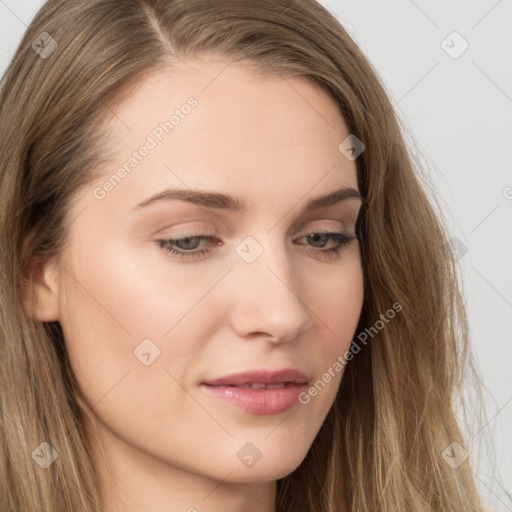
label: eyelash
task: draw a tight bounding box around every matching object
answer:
[156,229,358,261]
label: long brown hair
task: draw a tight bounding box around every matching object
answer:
[0,0,490,510]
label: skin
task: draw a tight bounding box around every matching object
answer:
[26,56,364,512]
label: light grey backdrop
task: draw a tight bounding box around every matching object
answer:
[1,1,510,509]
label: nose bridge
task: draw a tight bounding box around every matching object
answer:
[228,232,313,341]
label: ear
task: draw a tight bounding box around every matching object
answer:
[22,256,61,322]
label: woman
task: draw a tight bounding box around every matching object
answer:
[0,0,488,510]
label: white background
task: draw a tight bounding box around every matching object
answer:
[1,1,510,509]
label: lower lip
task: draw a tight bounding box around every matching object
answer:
[200,383,308,415]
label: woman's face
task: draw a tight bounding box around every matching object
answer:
[35,57,364,493]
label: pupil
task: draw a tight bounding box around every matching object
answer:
[309,234,327,247]
[178,237,200,250]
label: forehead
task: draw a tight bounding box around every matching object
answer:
[83,57,358,217]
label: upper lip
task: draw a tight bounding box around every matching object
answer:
[202,369,309,386]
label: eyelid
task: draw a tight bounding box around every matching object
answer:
[156,224,216,239]
[294,221,346,236]
[159,218,346,236]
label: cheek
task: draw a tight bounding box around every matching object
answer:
[57,250,206,458]
[99,239,231,338]
[301,260,364,404]
[60,233,218,346]
[57,235,232,416]
[313,258,364,349]
[56,241,190,409]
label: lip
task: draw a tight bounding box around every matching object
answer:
[202,369,309,387]
[201,369,309,415]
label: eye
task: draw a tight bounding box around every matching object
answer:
[156,229,358,261]
[297,231,358,260]
[156,234,216,259]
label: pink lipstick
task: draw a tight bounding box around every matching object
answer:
[201,369,308,415]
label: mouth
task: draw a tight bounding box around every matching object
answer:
[213,382,297,389]
[200,369,309,415]
[201,368,309,387]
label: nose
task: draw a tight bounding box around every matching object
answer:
[226,237,314,343]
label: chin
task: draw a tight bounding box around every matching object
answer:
[223,459,305,483]
[219,445,309,483]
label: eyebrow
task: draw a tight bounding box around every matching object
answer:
[131,186,362,213]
